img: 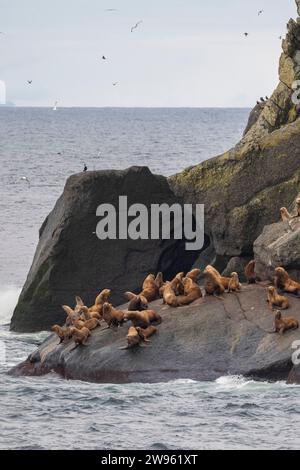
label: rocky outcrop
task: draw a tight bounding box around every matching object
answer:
[169,1,300,273]
[11,167,202,332]
[9,284,300,384]
[254,213,300,281]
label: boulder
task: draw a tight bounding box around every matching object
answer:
[11,167,202,332]
[254,217,300,281]
[169,3,300,272]
[9,284,300,384]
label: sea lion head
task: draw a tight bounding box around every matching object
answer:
[268,286,275,295]
[275,267,287,280]
[274,310,282,320]
[100,289,111,302]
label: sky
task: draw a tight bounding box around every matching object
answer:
[0,0,297,107]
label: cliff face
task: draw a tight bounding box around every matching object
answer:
[11,167,202,332]
[169,2,300,274]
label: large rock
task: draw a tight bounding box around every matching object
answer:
[254,216,300,281]
[9,284,300,384]
[11,167,202,332]
[169,2,300,272]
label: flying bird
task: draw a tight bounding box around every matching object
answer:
[112,82,118,86]
[102,55,107,60]
[27,80,32,85]
[258,10,264,16]
[244,32,249,37]
[131,20,143,33]
[20,176,30,187]
[105,8,117,11]
[279,36,282,40]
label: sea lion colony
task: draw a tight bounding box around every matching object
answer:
[51,258,299,351]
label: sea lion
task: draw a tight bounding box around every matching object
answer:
[186,268,201,282]
[161,282,179,307]
[228,272,242,292]
[70,326,91,349]
[203,266,225,296]
[51,325,73,344]
[176,277,202,306]
[73,319,86,330]
[62,305,78,326]
[280,207,292,222]
[273,310,299,335]
[267,286,289,310]
[88,288,111,317]
[139,274,159,302]
[205,265,230,290]
[136,325,158,342]
[102,302,125,328]
[244,260,256,284]
[124,310,162,328]
[274,267,300,295]
[155,272,164,289]
[125,326,142,348]
[79,305,101,321]
[124,292,148,311]
[82,318,101,331]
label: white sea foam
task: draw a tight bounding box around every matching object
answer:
[0,287,21,325]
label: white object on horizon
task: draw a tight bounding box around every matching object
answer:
[53,101,58,111]
[0,80,6,105]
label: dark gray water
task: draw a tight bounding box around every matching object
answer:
[2,107,300,450]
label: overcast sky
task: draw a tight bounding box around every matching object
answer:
[0,0,297,107]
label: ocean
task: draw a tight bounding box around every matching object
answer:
[1,107,300,450]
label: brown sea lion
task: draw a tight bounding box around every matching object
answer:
[273,310,299,335]
[124,292,148,311]
[161,282,179,307]
[119,327,143,350]
[155,272,164,289]
[280,207,292,222]
[73,319,86,330]
[274,267,300,295]
[228,272,242,292]
[186,268,201,282]
[267,286,289,310]
[123,310,162,328]
[102,302,125,328]
[70,326,91,349]
[51,325,73,343]
[78,305,101,321]
[205,265,230,290]
[140,274,159,302]
[82,318,101,331]
[176,277,202,306]
[244,260,256,284]
[62,305,78,326]
[136,325,158,342]
[87,288,111,317]
[203,266,225,296]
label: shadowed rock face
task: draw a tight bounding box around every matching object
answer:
[11,167,203,332]
[9,284,300,384]
[169,1,300,272]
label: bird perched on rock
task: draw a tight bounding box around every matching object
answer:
[83,164,87,172]
[260,97,265,102]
